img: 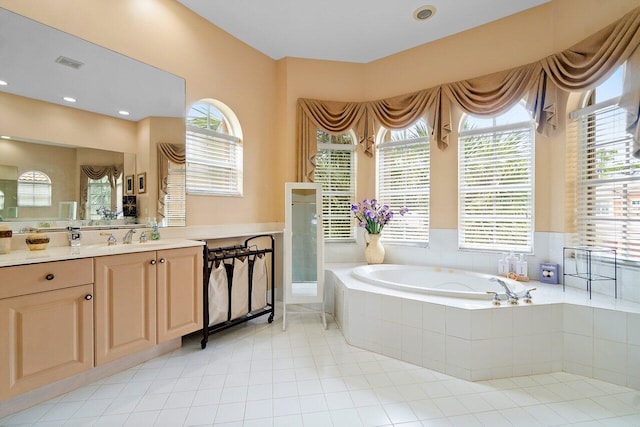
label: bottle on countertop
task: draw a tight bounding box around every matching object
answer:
[516,253,528,278]
[150,218,160,240]
[498,254,509,276]
[506,252,517,275]
[67,226,82,247]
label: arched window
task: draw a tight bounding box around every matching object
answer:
[458,103,535,252]
[315,130,356,240]
[186,100,243,196]
[571,66,640,261]
[17,170,51,207]
[376,119,430,244]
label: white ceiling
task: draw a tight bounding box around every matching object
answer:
[177,0,550,63]
[0,8,185,123]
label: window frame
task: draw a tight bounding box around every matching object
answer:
[375,121,431,246]
[458,106,536,254]
[17,170,52,208]
[186,100,243,197]
[570,80,640,263]
[314,130,357,242]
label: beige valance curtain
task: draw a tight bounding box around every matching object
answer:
[79,165,123,219]
[297,5,640,181]
[157,143,185,221]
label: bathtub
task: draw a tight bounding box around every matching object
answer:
[351,264,526,299]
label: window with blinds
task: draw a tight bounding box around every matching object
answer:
[570,67,640,262]
[186,101,242,196]
[458,104,534,252]
[314,130,356,240]
[88,176,112,219]
[377,120,430,244]
[17,170,51,207]
[163,162,186,226]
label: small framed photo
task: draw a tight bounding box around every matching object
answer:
[137,172,147,194]
[125,175,135,195]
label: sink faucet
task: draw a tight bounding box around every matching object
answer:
[99,232,117,246]
[123,229,137,244]
[490,277,519,304]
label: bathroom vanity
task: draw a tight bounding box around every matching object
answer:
[0,240,203,403]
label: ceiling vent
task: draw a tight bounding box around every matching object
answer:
[55,55,84,69]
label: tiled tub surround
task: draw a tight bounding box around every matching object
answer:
[331,265,640,390]
[326,229,640,303]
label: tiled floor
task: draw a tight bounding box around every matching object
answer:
[2,310,640,427]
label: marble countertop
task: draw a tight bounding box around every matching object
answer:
[0,238,205,268]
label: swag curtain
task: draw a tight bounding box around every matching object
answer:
[79,165,123,219]
[157,143,185,222]
[296,5,640,181]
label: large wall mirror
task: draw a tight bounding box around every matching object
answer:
[0,7,186,231]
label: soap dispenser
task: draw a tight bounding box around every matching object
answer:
[150,218,160,240]
[516,253,528,279]
[498,254,509,276]
[67,226,82,247]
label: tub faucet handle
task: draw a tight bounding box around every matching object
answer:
[486,291,501,306]
[523,287,536,304]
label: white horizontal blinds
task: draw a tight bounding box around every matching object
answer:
[459,112,534,252]
[572,99,640,261]
[87,176,111,219]
[164,162,186,226]
[377,126,430,243]
[315,131,355,240]
[17,170,51,207]
[186,101,242,196]
[186,127,242,195]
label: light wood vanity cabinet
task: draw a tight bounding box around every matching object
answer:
[94,246,203,365]
[0,244,203,402]
[0,259,94,400]
[156,246,203,343]
[94,251,157,365]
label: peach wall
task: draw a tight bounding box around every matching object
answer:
[0,0,279,225]
[278,0,640,233]
[2,0,639,233]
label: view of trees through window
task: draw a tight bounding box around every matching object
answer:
[186,100,242,196]
[458,104,534,252]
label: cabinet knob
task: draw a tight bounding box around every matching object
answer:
[45,273,55,281]
[159,258,166,264]
[85,294,93,301]
[150,259,156,265]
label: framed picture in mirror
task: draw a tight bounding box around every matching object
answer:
[137,172,146,194]
[126,175,135,195]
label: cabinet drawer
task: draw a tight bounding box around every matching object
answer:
[0,259,93,299]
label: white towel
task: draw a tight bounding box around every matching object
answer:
[251,254,268,312]
[231,257,249,319]
[208,262,229,326]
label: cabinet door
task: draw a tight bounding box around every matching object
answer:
[94,252,156,365]
[0,284,94,400]
[156,246,203,343]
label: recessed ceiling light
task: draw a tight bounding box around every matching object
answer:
[1,135,10,139]
[0,80,7,86]
[63,96,77,103]
[118,110,130,116]
[414,5,436,21]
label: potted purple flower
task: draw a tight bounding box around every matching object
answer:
[351,199,408,264]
